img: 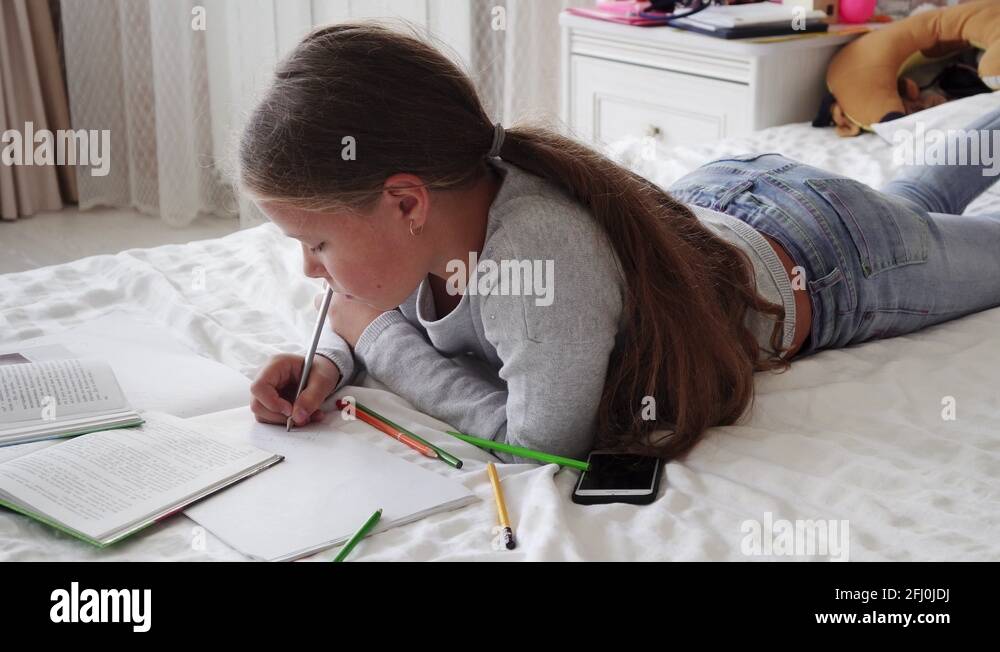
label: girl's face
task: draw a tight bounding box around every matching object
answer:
[258,175,434,312]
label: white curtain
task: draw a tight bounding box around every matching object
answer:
[58,0,587,228]
[468,0,590,127]
[59,0,236,227]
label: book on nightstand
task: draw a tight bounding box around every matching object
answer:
[670,4,830,39]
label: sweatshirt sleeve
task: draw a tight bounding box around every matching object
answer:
[315,324,359,394]
[353,309,512,454]
[353,210,624,465]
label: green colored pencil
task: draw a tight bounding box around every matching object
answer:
[354,402,463,470]
[444,431,590,471]
[332,508,382,562]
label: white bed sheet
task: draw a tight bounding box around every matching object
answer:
[1,123,998,561]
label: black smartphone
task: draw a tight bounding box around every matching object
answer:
[571,452,662,505]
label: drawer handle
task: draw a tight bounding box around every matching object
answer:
[645,125,662,138]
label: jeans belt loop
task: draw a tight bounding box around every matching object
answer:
[714,178,754,211]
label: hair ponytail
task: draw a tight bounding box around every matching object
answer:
[497,126,789,456]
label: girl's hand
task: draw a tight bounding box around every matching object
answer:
[315,291,388,349]
[250,353,341,427]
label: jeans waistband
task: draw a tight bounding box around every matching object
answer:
[668,153,865,355]
[677,155,847,281]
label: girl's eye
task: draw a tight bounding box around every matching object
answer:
[310,242,326,254]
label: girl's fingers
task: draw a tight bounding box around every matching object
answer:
[251,400,324,427]
[290,375,337,425]
[251,398,288,425]
[250,377,293,417]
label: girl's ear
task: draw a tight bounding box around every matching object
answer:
[397,194,418,217]
[382,173,428,227]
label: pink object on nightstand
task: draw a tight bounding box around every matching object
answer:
[566,1,669,26]
[838,0,876,24]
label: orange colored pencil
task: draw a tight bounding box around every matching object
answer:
[335,399,436,459]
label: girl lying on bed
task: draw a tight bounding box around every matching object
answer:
[242,23,1000,464]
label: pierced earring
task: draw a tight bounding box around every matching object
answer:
[409,221,424,237]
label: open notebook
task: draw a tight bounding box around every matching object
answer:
[0,411,282,547]
[0,355,143,446]
[185,406,478,561]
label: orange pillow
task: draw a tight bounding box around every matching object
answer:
[826,0,1000,136]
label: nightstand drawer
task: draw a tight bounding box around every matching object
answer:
[570,55,750,147]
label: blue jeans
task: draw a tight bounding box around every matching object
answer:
[667,107,1000,357]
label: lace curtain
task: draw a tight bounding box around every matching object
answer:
[59,0,587,228]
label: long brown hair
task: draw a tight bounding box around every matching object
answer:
[239,21,790,460]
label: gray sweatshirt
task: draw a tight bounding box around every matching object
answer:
[316,158,794,464]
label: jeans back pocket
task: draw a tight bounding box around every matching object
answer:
[805,178,931,279]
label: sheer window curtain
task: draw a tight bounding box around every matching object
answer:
[60,0,236,227]
[58,0,588,229]
[470,0,591,129]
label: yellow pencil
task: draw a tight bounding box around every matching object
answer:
[486,462,516,550]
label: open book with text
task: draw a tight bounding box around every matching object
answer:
[0,355,143,446]
[0,411,282,547]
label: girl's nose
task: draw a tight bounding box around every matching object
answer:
[302,250,326,280]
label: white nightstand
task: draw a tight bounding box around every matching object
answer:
[559,12,860,148]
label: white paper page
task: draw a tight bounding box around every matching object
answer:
[0,341,78,467]
[184,406,477,561]
[0,344,75,365]
[0,439,58,464]
[0,358,126,423]
[0,411,279,541]
[0,312,251,418]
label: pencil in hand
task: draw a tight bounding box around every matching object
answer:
[287,286,335,432]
